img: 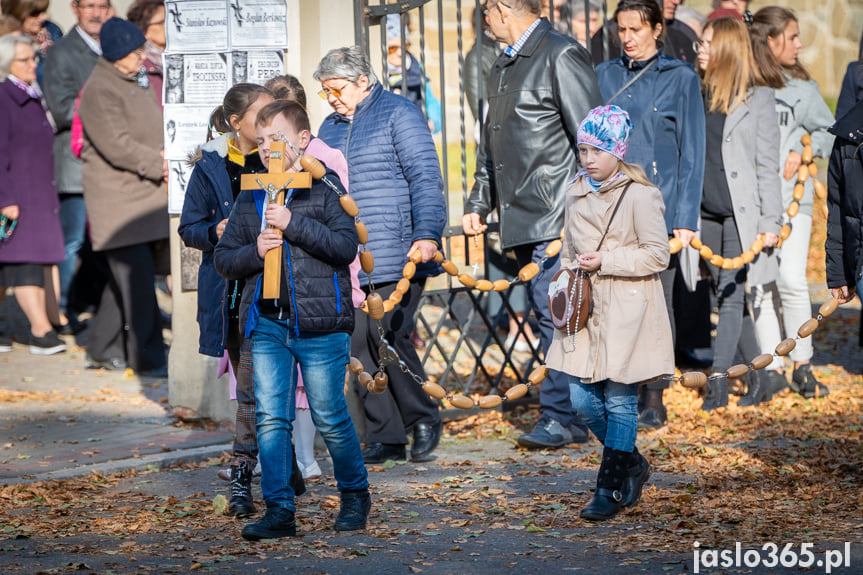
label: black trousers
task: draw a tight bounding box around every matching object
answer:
[87,241,166,371]
[644,252,680,392]
[351,277,441,445]
[702,216,760,374]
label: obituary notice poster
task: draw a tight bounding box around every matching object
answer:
[164,105,214,161]
[163,53,229,105]
[230,50,285,85]
[228,0,288,49]
[164,0,288,214]
[168,160,193,214]
[165,1,229,52]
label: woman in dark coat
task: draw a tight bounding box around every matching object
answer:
[78,18,168,375]
[595,0,705,429]
[0,34,66,354]
[695,17,782,410]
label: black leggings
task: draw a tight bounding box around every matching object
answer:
[701,216,761,374]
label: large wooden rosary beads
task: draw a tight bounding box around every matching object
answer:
[301,129,836,410]
[669,133,827,268]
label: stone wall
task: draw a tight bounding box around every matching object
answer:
[397,0,861,152]
[689,0,863,99]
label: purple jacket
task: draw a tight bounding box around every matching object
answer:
[0,80,64,264]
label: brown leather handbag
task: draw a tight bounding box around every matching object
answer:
[548,182,631,336]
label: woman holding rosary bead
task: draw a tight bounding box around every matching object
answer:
[695,17,783,410]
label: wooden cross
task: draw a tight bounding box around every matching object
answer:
[240,141,311,299]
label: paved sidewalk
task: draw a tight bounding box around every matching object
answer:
[0,341,232,483]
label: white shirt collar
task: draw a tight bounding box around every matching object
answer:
[75,26,102,56]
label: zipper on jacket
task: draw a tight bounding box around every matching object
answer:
[283,192,301,336]
[229,280,239,311]
[220,278,230,351]
[652,161,658,177]
[333,273,341,314]
[344,120,353,161]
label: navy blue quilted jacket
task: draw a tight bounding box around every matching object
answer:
[318,83,446,286]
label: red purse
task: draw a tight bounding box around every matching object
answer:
[548,182,631,337]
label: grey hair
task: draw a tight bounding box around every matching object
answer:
[313,46,378,87]
[0,35,35,81]
[508,0,542,17]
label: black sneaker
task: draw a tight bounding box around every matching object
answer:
[241,506,296,541]
[0,334,12,353]
[517,416,574,449]
[637,408,667,430]
[792,364,829,399]
[362,442,406,464]
[764,370,789,400]
[567,422,591,443]
[29,331,66,355]
[228,461,256,518]
[53,316,87,336]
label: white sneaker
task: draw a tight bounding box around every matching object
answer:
[297,460,322,479]
[218,462,262,481]
[504,335,538,353]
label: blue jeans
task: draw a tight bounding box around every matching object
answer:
[58,194,87,311]
[252,316,368,511]
[569,377,638,452]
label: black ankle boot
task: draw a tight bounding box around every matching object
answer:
[291,449,306,497]
[580,447,628,521]
[228,461,256,517]
[700,374,728,412]
[334,488,371,531]
[738,369,770,407]
[620,447,651,508]
[637,388,667,430]
[241,506,296,541]
[791,364,829,399]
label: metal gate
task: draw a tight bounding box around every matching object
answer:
[350,1,611,400]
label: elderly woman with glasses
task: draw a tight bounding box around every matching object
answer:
[0,34,67,355]
[315,46,446,466]
[0,0,64,85]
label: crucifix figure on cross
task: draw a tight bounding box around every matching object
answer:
[240,140,311,299]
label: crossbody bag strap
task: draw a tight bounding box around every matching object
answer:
[604,58,657,105]
[595,182,632,252]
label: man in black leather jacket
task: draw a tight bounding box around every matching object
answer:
[463,0,601,449]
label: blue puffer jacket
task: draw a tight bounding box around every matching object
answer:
[177,137,263,356]
[318,82,446,287]
[597,52,705,233]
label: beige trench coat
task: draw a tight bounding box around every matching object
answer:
[79,59,167,252]
[545,174,674,384]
